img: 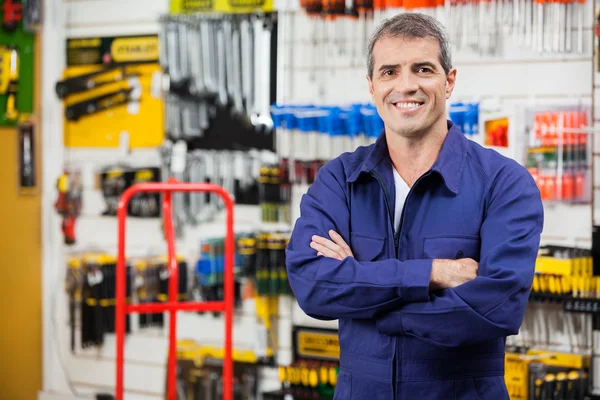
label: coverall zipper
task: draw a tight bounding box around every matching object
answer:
[371,169,431,400]
[371,170,399,399]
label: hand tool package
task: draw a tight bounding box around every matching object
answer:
[65,254,133,350]
[59,35,164,148]
[99,165,162,217]
[54,170,83,245]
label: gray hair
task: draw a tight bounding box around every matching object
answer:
[367,13,452,78]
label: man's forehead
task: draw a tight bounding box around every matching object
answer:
[373,36,441,64]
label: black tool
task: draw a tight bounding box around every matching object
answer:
[55,65,128,99]
[65,87,134,121]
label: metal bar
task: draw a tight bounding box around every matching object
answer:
[223,176,235,400]
[115,178,235,400]
[115,187,127,400]
[163,190,178,400]
[126,301,225,314]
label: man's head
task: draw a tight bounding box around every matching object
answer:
[366,13,456,140]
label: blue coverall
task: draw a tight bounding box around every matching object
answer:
[286,121,544,399]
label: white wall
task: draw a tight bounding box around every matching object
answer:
[41,0,599,399]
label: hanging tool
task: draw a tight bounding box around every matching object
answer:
[255,16,274,132]
[22,0,41,31]
[4,47,19,121]
[55,65,133,99]
[2,0,22,32]
[64,87,134,121]
[577,0,585,53]
[231,19,245,116]
[215,19,229,107]
[240,17,254,115]
[54,171,82,245]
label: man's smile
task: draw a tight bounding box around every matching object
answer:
[391,101,425,114]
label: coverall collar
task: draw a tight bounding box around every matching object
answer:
[346,120,467,194]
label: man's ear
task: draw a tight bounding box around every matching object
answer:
[366,75,375,102]
[445,68,457,99]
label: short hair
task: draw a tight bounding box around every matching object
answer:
[367,13,452,78]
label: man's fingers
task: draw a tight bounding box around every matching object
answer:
[328,230,353,257]
[312,235,345,256]
[310,241,343,260]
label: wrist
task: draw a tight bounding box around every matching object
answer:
[430,259,452,290]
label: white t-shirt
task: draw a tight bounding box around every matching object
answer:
[392,168,410,232]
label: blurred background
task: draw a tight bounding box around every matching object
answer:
[1,0,600,399]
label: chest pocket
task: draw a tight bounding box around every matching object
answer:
[350,232,386,261]
[423,235,481,261]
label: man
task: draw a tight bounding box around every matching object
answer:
[285,12,544,400]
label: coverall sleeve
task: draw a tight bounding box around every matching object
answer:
[375,165,544,348]
[286,159,433,321]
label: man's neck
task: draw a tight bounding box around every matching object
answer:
[387,125,448,187]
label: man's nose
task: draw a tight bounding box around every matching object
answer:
[393,71,419,94]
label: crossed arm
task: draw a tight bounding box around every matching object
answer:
[311,230,479,292]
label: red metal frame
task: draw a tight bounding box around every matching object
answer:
[115,178,235,400]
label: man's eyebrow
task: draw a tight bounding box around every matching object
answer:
[413,62,438,69]
[378,64,399,72]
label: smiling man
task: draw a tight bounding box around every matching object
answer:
[285,13,544,400]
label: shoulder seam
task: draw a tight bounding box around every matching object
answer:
[465,151,491,185]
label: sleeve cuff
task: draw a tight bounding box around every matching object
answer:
[399,259,432,302]
[377,308,404,335]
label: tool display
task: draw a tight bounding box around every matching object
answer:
[448,101,480,137]
[99,165,162,217]
[60,35,164,148]
[159,12,276,140]
[135,255,189,329]
[175,340,262,400]
[194,237,243,315]
[515,245,595,355]
[270,103,382,222]
[264,326,341,400]
[159,139,271,236]
[65,253,133,350]
[526,109,590,204]
[504,350,590,400]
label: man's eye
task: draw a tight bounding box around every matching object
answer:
[418,67,432,73]
[383,70,395,76]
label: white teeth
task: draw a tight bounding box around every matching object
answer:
[394,102,421,109]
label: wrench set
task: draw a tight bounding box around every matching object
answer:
[159,12,276,140]
[160,139,274,236]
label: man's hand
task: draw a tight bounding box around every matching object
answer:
[430,258,478,291]
[310,230,354,260]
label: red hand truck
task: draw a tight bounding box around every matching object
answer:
[115,178,235,400]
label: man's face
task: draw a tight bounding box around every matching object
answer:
[367,36,456,139]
